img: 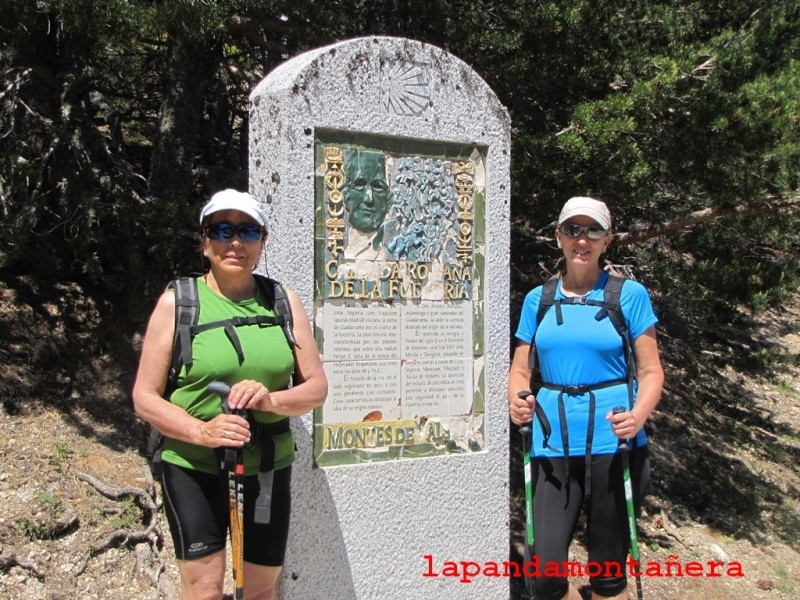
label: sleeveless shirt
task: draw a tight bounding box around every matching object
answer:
[161,277,296,475]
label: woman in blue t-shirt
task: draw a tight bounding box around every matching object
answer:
[508,197,664,600]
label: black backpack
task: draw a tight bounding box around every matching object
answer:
[527,272,638,500]
[145,274,297,468]
[528,273,636,395]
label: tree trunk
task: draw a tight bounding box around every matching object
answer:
[149,29,220,205]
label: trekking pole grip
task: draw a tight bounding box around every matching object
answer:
[208,381,232,412]
[516,389,533,429]
[612,405,629,450]
[208,381,236,470]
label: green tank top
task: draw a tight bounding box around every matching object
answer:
[161,277,295,475]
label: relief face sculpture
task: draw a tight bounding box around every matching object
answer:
[343,150,393,232]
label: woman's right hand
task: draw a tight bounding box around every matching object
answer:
[508,343,535,426]
[199,414,251,448]
[510,391,534,426]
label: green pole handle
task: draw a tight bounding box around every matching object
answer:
[613,406,643,599]
[518,390,535,597]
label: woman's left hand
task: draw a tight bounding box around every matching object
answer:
[227,379,273,412]
[607,409,642,441]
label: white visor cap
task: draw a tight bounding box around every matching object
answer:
[199,189,268,231]
[557,196,611,231]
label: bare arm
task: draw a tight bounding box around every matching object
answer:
[508,342,535,426]
[608,325,664,439]
[131,291,248,447]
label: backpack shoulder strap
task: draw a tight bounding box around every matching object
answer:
[596,274,637,405]
[167,276,199,394]
[536,278,559,328]
[527,277,559,376]
[596,274,626,338]
[254,274,297,347]
[147,276,198,469]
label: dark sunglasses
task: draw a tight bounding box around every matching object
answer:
[205,222,264,243]
[559,223,608,240]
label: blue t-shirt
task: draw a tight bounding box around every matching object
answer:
[515,272,658,457]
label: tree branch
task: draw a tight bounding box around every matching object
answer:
[512,195,800,250]
[681,7,763,81]
[615,195,800,246]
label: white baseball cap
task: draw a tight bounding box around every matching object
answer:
[199,189,268,231]
[557,196,612,230]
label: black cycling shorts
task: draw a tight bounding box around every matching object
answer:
[161,462,291,566]
[531,446,650,600]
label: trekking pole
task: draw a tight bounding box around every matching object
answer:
[517,390,536,599]
[612,406,644,600]
[209,381,245,600]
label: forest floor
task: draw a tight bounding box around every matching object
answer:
[0,274,798,599]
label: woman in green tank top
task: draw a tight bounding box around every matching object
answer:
[132,189,327,600]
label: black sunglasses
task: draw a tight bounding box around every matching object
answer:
[205,222,264,243]
[559,223,608,240]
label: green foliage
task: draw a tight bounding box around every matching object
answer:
[775,562,796,594]
[15,492,64,540]
[0,0,797,329]
[16,518,48,541]
[110,496,142,530]
[501,1,800,326]
[49,442,74,469]
[0,0,294,304]
[638,210,800,328]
